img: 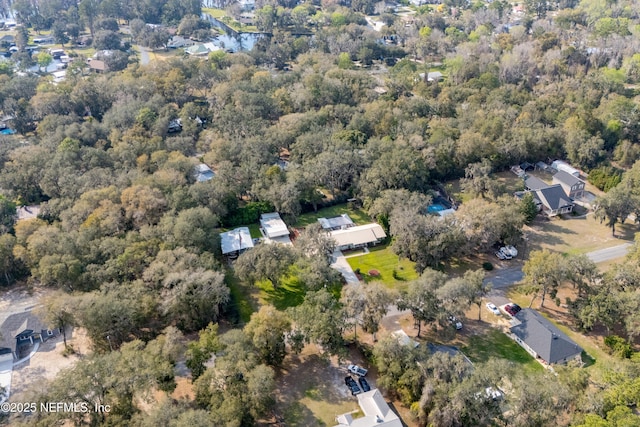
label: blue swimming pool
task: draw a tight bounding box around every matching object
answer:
[0,128,15,135]
[427,204,447,213]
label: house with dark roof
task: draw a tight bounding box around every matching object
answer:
[510,309,582,365]
[535,184,574,217]
[553,170,586,199]
[524,176,549,192]
[0,312,56,360]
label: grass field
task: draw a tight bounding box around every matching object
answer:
[294,204,372,228]
[224,268,256,324]
[346,245,418,289]
[202,7,227,18]
[462,328,544,373]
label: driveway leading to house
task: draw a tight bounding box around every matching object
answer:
[330,250,360,286]
[138,46,150,65]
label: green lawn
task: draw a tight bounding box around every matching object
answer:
[462,328,544,373]
[202,7,226,18]
[256,275,307,311]
[346,245,418,290]
[294,204,372,228]
[224,268,256,324]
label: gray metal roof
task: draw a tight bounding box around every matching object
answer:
[553,170,583,187]
[511,309,582,364]
[524,176,549,191]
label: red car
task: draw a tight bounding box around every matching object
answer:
[505,304,521,316]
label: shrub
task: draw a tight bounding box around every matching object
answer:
[588,166,623,192]
[604,335,633,359]
[482,262,494,271]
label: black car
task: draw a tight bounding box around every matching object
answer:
[345,376,362,395]
[358,377,371,392]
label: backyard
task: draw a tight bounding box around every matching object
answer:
[294,204,372,228]
[461,328,544,373]
[346,245,418,290]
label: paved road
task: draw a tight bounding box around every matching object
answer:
[586,242,633,263]
[138,46,150,65]
[484,242,633,290]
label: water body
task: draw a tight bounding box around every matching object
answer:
[201,13,265,52]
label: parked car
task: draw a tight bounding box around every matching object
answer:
[499,247,513,259]
[504,245,518,257]
[495,251,506,260]
[448,316,463,330]
[347,364,368,377]
[504,304,522,316]
[486,302,500,315]
[358,377,371,392]
[345,376,362,395]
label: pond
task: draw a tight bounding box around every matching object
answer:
[202,13,265,52]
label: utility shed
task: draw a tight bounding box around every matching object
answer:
[318,214,355,231]
[260,212,289,239]
[551,160,581,178]
[220,227,254,255]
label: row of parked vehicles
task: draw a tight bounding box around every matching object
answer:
[495,245,518,260]
[345,365,370,395]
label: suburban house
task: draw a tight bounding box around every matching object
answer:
[334,389,402,427]
[220,227,254,257]
[553,170,586,199]
[0,312,56,360]
[260,212,292,244]
[185,42,221,56]
[33,36,54,44]
[519,174,575,217]
[318,214,355,231]
[167,35,195,49]
[87,58,109,73]
[239,0,256,11]
[194,163,214,182]
[510,309,583,366]
[330,223,386,251]
[535,185,574,216]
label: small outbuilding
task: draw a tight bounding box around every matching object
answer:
[220,227,254,256]
[260,212,290,241]
[194,163,214,182]
[551,160,581,178]
[318,214,355,231]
